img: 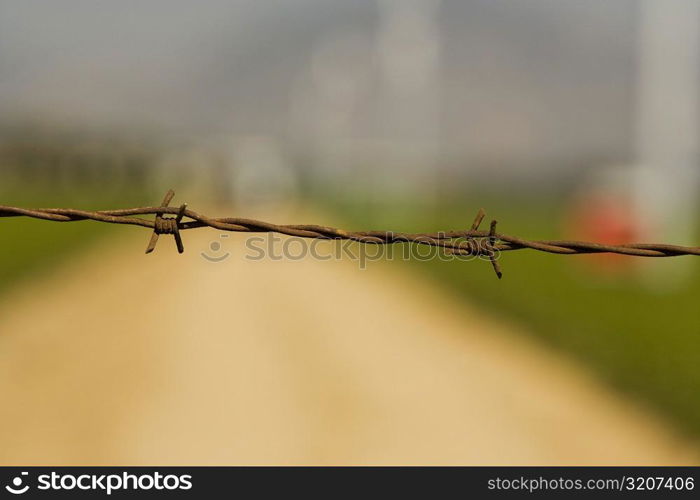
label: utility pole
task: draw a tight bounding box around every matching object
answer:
[635,0,700,287]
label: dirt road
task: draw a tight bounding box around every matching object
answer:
[0,223,697,464]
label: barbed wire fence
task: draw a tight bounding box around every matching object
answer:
[2,189,699,279]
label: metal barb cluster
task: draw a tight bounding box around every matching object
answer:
[145,189,187,254]
[2,189,700,279]
[462,208,502,278]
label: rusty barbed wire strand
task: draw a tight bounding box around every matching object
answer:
[2,189,699,279]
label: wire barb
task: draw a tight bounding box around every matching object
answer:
[145,190,186,254]
[465,208,502,277]
[488,219,503,279]
[1,189,700,280]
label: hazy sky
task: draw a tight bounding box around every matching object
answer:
[0,0,369,129]
[0,0,638,167]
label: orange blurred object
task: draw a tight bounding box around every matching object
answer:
[566,193,645,273]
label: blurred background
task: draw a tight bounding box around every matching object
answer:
[0,0,698,464]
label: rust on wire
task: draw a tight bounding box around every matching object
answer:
[145,189,187,254]
[2,189,700,279]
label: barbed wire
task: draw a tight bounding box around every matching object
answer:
[2,189,699,279]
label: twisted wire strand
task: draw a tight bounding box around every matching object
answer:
[1,189,699,278]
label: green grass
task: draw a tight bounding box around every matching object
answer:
[0,188,147,294]
[325,193,700,436]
